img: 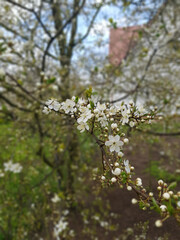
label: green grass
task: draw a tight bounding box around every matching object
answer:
[145,161,180,183]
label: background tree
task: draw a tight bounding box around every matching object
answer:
[0,0,180,239]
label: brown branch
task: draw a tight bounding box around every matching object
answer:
[108,46,158,104]
[41,0,86,71]
[6,73,43,105]
[5,0,52,37]
[73,5,101,46]
[0,93,31,112]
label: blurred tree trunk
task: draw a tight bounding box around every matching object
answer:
[51,0,80,201]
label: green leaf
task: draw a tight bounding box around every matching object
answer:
[75,96,79,104]
[85,87,92,99]
[90,101,94,109]
[167,201,174,215]
[167,181,177,190]
[94,66,98,72]
[139,201,144,209]
[17,79,23,85]
[152,197,160,213]
[108,18,113,24]
[121,171,127,183]
[46,77,56,84]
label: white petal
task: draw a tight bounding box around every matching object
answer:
[114,135,120,141]
[110,145,115,152]
[105,141,112,146]
[117,141,124,147]
[114,146,120,152]
[109,135,114,141]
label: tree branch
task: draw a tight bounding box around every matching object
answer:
[41,0,86,71]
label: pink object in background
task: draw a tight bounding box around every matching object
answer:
[109,26,142,66]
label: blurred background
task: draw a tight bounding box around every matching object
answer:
[0,0,180,239]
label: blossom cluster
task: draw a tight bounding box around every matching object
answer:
[43,91,180,227]
[43,93,152,188]
[43,94,150,133]
[53,217,68,240]
[3,160,22,173]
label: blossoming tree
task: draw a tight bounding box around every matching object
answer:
[0,0,180,239]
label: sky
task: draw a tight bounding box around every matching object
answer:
[73,0,160,63]
[0,0,164,70]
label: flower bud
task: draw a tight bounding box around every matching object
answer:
[163,192,170,200]
[160,205,167,212]
[155,220,163,227]
[127,186,132,191]
[149,192,153,197]
[111,177,117,183]
[111,123,117,129]
[123,138,129,144]
[168,191,173,196]
[131,198,138,204]
[112,168,121,176]
[118,151,124,157]
[158,180,164,185]
[136,178,142,187]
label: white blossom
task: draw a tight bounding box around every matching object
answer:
[4,161,22,173]
[42,106,51,114]
[138,105,146,114]
[123,138,129,144]
[51,194,61,203]
[129,121,135,127]
[129,100,134,106]
[163,192,170,200]
[158,179,164,185]
[89,95,99,104]
[61,99,76,114]
[105,135,123,152]
[118,151,124,157]
[77,122,89,132]
[112,168,121,176]
[131,198,138,204]
[96,102,106,111]
[111,123,117,129]
[63,210,69,216]
[46,99,61,111]
[101,176,105,180]
[77,97,86,106]
[124,160,130,174]
[111,177,117,183]
[136,177,142,186]
[121,109,130,125]
[127,186,132,191]
[155,220,163,227]
[77,107,93,123]
[97,115,108,127]
[160,205,167,212]
[100,221,108,228]
[54,217,68,239]
[109,106,117,115]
